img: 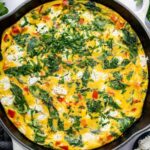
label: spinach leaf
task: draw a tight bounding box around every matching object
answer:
[14,34,30,47]
[34,133,46,143]
[78,58,97,68]
[126,71,134,80]
[113,72,122,80]
[48,118,56,132]
[118,117,135,132]
[121,59,130,66]
[72,116,81,130]
[58,119,64,131]
[29,85,51,104]
[109,80,127,90]
[10,83,28,113]
[45,56,61,74]
[103,58,119,69]
[106,39,113,49]
[0,2,8,16]
[87,100,101,113]
[65,135,83,147]
[81,69,90,87]
[103,94,120,109]
[4,63,41,77]
[69,0,74,5]
[84,1,100,11]
[122,29,137,46]
[21,17,29,27]
[27,37,42,57]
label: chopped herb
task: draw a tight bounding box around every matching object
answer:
[14,34,30,47]
[65,135,83,147]
[109,80,127,90]
[103,58,119,69]
[81,69,90,87]
[84,1,101,11]
[10,83,28,113]
[113,72,122,80]
[87,100,101,113]
[0,2,8,16]
[126,71,134,80]
[121,59,130,66]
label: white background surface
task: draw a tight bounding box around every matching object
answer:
[0,0,150,150]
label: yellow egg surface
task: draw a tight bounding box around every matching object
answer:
[0,0,148,149]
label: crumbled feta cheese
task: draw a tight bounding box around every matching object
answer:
[1,96,14,106]
[37,114,47,120]
[0,77,11,90]
[64,73,71,82]
[77,71,83,79]
[28,77,40,85]
[91,70,108,81]
[112,30,121,37]
[82,12,94,22]
[82,133,98,142]
[37,23,48,34]
[139,55,148,67]
[50,9,61,19]
[35,105,43,112]
[52,86,67,95]
[53,133,63,141]
[101,124,110,132]
[116,56,123,63]
[109,111,118,117]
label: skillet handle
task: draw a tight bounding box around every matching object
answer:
[135,0,150,24]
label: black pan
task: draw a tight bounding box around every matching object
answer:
[0,0,150,150]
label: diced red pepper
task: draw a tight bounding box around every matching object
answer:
[55,141,61,146]
[132,108,136,112]
[12,26,20,34]
[79,18,84,24]
[110,14,118,23]
[92,90,98,99]
[78,93,82,100]
[133,99,140,103]
[3,34,9,42]
[8,109,15,118]
[58,97,65,102]
[63,0,68,6]
[23,86,29,93]
[60,145,69,150]
[107,135,113,141]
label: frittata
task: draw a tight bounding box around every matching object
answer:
[0,0,148,149]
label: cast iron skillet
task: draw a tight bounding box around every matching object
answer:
[0,0,150,150]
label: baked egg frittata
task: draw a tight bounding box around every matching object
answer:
[0,0,148,149]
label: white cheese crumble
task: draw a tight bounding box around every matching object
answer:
[82,12,94,22]
[0,77,11,90]
[1,96,14,106]
[101,124,110,132]
[19,126,26,134]
[134,135,150,150]
[91,70,108,81]
[28,76,40,85]
[82,133,98,142]
[52,86,67,95]
[37,114,47,120]
[53,133,63,141]
[64,73,71,82]
[139,55,149,67]
[109,111,118,117]
[37,23,48,34]
[77,71,83,79]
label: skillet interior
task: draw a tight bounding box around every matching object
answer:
[0,0,150,150]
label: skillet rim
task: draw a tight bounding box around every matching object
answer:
[0,0,150,150]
